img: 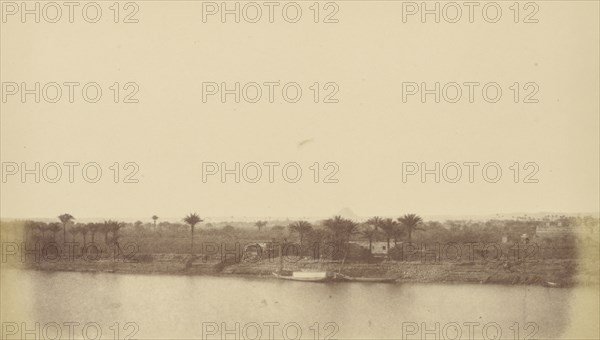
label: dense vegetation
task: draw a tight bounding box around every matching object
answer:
[2,213,597,264]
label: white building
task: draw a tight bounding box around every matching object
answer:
[350,241,389,256]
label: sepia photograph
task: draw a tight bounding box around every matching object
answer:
[1,1,599,339]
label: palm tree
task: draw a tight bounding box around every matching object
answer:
[58,213,74,242]
[88,223,100,243]
[101,221,114,244]
[366,216,383,232]
[398,214,424,243]
[324,216,360,240]
[69,225,83,250]
[360,224,377,255]
[152,215,159,231]
[106,221,125,246]
[324,216,359,267]
[379,218,398,258]
[23,220,36,240]
[183,213,203,256]
[79,223,89,245]
[288,221,313,254]
[48,223,62,242]
[37,222,49,239]
[255,220,267,232]
[394,226,407,246]
[32,222,44,238]
[323,216,342,240]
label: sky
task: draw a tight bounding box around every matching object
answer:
[1,2,599,221]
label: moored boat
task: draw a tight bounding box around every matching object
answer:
[272,271,334,282]
[336,273,397,283]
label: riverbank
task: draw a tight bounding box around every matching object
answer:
[9,253,598,287]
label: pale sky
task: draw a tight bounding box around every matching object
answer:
[1,2,598,220]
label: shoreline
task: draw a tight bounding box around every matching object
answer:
[7,254,597,288]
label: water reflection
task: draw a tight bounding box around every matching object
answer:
[0,269,579,339]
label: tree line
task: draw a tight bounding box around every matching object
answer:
[19,212,594,261]
[24,213,124,247]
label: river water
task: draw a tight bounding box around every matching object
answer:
[1,269,597,339]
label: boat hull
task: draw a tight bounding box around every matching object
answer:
[272,272,332,282]
[344,277,397,283]
[336,274,397,283]
[272,272,396,283]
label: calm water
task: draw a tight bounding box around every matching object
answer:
[1,269,597,339]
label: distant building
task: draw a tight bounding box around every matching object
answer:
[350,241,389,256]
[535,219,599,236]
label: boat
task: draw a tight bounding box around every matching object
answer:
[272,243,340,282]
[336,273,397,283]
[272,270,335,282]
